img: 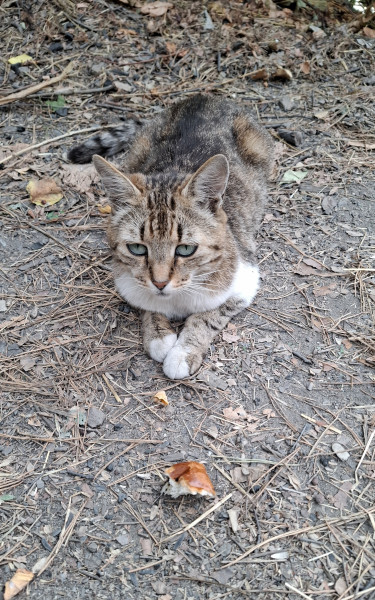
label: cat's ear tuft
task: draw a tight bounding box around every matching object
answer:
[92,155,142,207]
[182,154,229,211]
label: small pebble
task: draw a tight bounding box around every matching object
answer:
[332,442,350,461]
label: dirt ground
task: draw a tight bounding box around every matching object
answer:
[1,1,375,599]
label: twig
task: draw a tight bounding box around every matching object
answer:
[222,506,375,568]
[28,83,114,98]
[0,62,75,107]
[285,583,313,599]
[301,413,342,435]
[0,125,105,166]
[355,430,375,484]
[36,497,88,576]
[161,493,233,542]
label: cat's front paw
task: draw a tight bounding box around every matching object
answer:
[147,333,177,363]
[163,345,202,380]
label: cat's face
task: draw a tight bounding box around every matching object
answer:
[94,155,236,302]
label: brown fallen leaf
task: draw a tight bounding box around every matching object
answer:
[302,257,322,270]
[263,408,276,419]
[153,390,169,406]
[163,461,215,498]
[222,331,240,343]
[313,283,337,297]
[362,26,375,39]
[61,163,99,193]
[4,569,34,600]
[20,357,36,372]
[300,61,310,75]
[333,481,352,509]
[335,577,347,596]
[116,28,137,37]
[294,263,321,277]
[98,204,112,214]
[250,68,269,81]
[165,41,176,53]
[141,1,173,16]
[26,178,63,206]
[270,67,293,81]
[223,406,247,421]
[27,416,41,427]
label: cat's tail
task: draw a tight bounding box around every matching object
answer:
[68,121,140,164]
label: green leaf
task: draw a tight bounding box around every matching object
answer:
[281,170,308,183]
[45,95,65,111]
[0,493,15,503]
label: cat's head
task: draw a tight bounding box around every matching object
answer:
[93,154,235,300]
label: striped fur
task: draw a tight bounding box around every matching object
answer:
[69,95,274,379]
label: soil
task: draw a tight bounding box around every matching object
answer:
[1,1,375,600]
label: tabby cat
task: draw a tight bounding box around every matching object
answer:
[68,95,274,379]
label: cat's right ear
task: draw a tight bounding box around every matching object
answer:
[92,155,142,206]
[182,154,229,212]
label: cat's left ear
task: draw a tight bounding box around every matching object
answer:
[182,154,229,211]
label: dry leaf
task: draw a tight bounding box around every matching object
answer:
[302,257,321,270]
[223,406,247,421]
[81,482,94,498]
[163,461,215,498]
[140,537,153,555]
[8,54,33,65]
[335,577,347,595]
[294,263,321,277]
[222,331,240,343]
[362,27,375,39]
[116,28,137,36]
[26,178,63,207]
[165,41,176,53]
[4,569,34,600]
[141,1,173,16]
[20,357,36,372]
[300,61,310,74]
[250,68,269,81]
[313,283,337,297]
[98,204,112,214]
[270,67,293,81]
[333,481,352,509]
[61,163,99,193]
[153,390,169,406]
[263,408,275,419]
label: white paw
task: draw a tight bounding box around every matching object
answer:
[163,345,190,380]
[148,333,177,363]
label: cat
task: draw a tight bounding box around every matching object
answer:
[68,94,274,380]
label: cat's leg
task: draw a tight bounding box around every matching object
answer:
[142,311,177,363]
[163,297,248,379]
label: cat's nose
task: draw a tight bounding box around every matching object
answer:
[152,280,169,290]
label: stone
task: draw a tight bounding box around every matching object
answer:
[87,407,105,428]
[332,442,350,461]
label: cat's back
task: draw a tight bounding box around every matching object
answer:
[127,94,273,177]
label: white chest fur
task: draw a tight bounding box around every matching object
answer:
[115,261,259,319]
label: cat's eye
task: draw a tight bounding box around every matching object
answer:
[127,243,147,256]
[175,244,197,257]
